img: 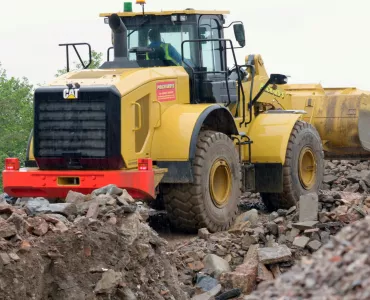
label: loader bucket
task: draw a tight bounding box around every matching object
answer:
[308,90,370,160]
[359,94,370,152]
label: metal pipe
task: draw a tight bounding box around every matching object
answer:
[108,14,128,60]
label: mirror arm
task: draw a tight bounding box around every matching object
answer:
[223,20,244,29]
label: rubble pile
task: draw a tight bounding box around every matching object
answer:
[168,191,370,299]
[323,159,370,192]
[0,159,369,299]
[0,186,188,300]
[246,215,370,299]
[240,159,370,208]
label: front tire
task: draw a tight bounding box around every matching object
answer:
[162,130,242,233]
[261,120,324,211]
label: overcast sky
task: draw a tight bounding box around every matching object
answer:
[1,0,369,89]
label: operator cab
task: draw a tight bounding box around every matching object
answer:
[99,7,247,106]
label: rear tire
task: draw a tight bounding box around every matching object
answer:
[261,120,324,211]
[162,130,242,233]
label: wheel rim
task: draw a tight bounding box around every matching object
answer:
[298,147,317,189]
[209,159,232,207]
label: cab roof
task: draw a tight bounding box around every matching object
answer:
[99,9,230,17]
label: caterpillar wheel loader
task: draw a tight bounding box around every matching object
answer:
[2,2,325,232]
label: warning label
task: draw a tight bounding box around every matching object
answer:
[156,81,176,102]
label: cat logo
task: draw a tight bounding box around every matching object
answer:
[63,83,80,100]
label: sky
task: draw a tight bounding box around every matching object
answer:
[1,0,370,89]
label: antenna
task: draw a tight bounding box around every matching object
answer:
[136,0,146,15]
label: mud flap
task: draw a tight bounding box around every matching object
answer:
[254,163,283,193]
[359,94,370,151]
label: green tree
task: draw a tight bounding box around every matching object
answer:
[0,63,34,192]
[55,50,104,77]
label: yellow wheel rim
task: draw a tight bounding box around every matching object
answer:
[210,159,232,207]
[298,147,317,190]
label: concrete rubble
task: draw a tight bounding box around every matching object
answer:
[166,159,370,299]
[246,215,370,299]
[0,185,188,300]
[0,159,369,299]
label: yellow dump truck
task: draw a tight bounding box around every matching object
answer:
[4,2,365,233]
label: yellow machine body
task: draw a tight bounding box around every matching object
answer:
[26,63,297,169]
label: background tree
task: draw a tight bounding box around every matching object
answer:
[55,50,104,77]
[0,63,34,191]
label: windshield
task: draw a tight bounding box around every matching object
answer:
[122,16,198,66]
[129,25,192,63]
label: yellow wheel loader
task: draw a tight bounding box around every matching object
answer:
[2,2,326,232]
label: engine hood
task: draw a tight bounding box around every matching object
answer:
[48,66,188,97]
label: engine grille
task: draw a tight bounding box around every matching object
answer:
[37,101,107,157]
[33,86,123,170]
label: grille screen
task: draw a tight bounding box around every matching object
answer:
[33,86,123,170]
[36,100,106,157]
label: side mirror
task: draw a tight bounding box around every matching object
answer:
[250,73,288,107]
[233,24,245,47]
[269,74,288,85]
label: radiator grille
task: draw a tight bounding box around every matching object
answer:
[36,100,107,157]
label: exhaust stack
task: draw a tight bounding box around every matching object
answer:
[108,13,128,61]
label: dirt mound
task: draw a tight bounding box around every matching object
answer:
[0,187,188,300]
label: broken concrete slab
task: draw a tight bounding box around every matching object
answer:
[8,253,20,262]
[257,245,292,265]
[286,206,296,215]
[41,214,69,224]
[299,193,318,222]
[219,259,258,294]
[231,209,259,233]
[307,240,322,251]
[293,236,310,248]
[292,221,318,231]
[270,264,281,278]
[257,263,274,282]
[94,269,123,294]
[323,175,338,184]
[0,252,11,265]
[86,202,100,219]
[25,198,77,218]
[65,191,86,204]
[118,189,135,204]
[244,244,259,264]
[289,228,301,239]
[203,254,231,279]
[92,184,123,197]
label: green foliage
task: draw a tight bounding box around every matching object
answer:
[55,50,104,77]
[0,64,34,192]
